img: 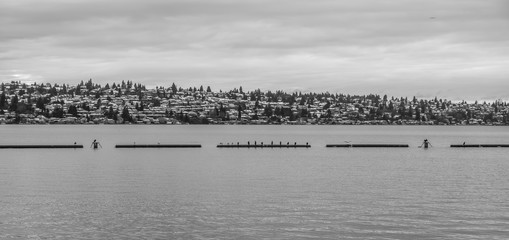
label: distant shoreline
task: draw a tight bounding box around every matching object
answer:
[2,80,508,126]
[1,122,507,126]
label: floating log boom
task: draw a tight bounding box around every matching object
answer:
[326,144,409,148]
[0,145,83,149]
[217,144,310,148]
[450,144,509,148]
[115,144,201,148]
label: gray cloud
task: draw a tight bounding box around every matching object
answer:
[1,0,508,100]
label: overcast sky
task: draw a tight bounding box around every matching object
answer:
[1,0,508,101]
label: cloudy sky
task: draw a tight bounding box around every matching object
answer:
[1,0,508,101]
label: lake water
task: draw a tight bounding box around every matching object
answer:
[1,125,509,239]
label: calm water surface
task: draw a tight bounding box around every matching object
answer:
[1,125,509,239]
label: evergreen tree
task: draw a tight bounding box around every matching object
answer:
[86,79,94,90]
[68,105,78,117]
[121,107,131,123]
[301,108,308,117]
[300,97,306,105]
[0,93,6,109]
[49,86,58,96]
[113,110,118,123]
[171,83,178,93]
[52,107,64,118]
[288,96,296,106]
[252,109,259,120]
[152,98,161,107]
[323,101,331,110]
[398,105,406,118]
[106,106,114,119]
[36,97,45,110]
[264,104,273,116]
[407,106,414,120]
[9,95,19,112]
[326,109,332,119]
[274,107,282,116]
[81,103,90,111]
[96,99,102,109]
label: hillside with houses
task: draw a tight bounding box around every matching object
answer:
[1,80,508,125]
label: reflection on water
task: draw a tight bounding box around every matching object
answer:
[1,125,509,239]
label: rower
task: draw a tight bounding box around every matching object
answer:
[91,139,102,149]
[421,139,432,149]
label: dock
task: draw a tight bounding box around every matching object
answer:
[326,144,409,148]
[450,144,509,148]
[115,144,202,148]
[217,144,311,148]
[0,144,83,149]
